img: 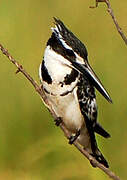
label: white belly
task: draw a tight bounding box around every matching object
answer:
[44,86,91,151]
[46,87,84,132]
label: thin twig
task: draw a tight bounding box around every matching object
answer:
[90,0,127,45]
[0,43,121,180]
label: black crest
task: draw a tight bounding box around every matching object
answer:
[53,17,88,60]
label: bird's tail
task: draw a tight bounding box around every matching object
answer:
[78,129,109,168]
[90,147,109,168]
[94,123,110,138]
[78,121,109,168]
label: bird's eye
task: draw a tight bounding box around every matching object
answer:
[66,49,75,57]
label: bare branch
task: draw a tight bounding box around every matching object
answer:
[90,0,127,45]
[0,43,121,180]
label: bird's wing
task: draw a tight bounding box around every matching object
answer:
[77,75,97,125]
[77,75,110,138]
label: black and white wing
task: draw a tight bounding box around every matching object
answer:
[77,75,110,139]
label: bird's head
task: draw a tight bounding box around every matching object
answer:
[47,17,112,103]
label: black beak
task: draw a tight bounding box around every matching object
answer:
[72,61,112,103]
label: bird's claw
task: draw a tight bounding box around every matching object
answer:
[54,117,62,126]
[69,130,80,144]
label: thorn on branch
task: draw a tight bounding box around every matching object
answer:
[15,65,23,74]
[15,69,20,74]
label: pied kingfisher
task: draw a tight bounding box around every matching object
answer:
[39,18,112,168]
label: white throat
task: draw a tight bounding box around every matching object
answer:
[43,46,72,82]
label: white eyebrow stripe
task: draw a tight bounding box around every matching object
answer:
[51,26,73,50]
[59,38,72,50]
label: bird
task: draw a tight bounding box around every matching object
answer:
[39,18,112,168]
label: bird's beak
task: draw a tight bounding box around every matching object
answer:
[71,61,112,103]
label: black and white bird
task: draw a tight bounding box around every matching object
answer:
[39,18,112,168]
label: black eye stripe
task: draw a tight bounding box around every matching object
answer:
[65,49,75,57]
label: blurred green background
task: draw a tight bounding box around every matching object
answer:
[0,0,127,179]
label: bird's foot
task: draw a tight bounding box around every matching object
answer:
[89,153,97,168]
[54,117,62,126]
[69,130,80,144]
